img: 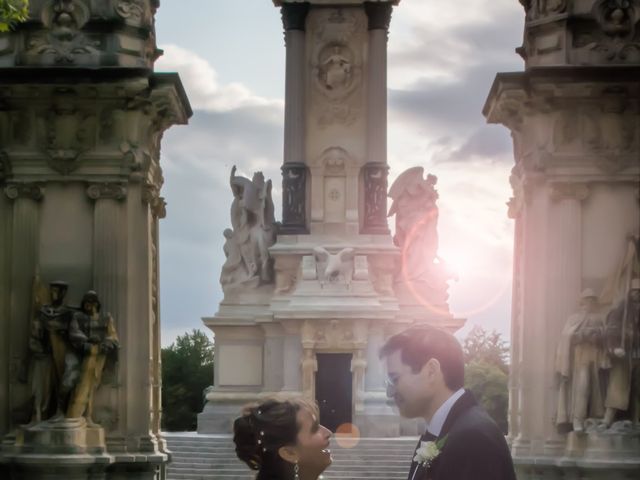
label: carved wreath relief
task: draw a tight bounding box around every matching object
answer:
[310,8,364,127]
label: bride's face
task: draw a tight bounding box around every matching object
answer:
[294,409,332,475]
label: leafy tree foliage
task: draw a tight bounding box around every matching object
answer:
[161,329,214,431]
[463,326,509,434]
[0,0,29,32]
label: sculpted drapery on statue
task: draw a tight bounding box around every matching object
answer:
[555,289,610,433]
[66,291,119,424]
[220,166,277,291]
[27,284,119,426]
[602,278,640,428]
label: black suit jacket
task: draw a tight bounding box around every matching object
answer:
[407,390,516,480]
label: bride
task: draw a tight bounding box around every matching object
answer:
[233,397,332,480]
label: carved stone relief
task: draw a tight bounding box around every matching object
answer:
[362,163,389,233]
[281,162,307,233]
[309,8,364,126]
[301,319,368,350]
[313,246,356,288]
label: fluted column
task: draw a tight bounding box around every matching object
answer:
[543,182,588,455]
[86,182,127,444]
[5,183,43,430]
[262,324,285,392]
[280,3,309,234]
[365,324,386,391]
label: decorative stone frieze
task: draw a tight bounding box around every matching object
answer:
[0,0,161,69]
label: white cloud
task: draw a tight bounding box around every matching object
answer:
[156,44,284,112]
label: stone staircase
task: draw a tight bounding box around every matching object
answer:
[165,433,417,480]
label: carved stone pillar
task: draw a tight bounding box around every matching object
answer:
[282,323,302,392]
[365,324,386,391]
[5,183,43,428]
[281,162,308,234]
[86,183,127,442]
[280,4,309,234]
[361,162,390,234]
[543,182,589,455]
[364,2,391,165]
[263,324,285,392]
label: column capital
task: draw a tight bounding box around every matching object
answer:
[549,182,590,202]
[142,183,167,219]
[281,3,310,31]
[365,2,393,31]
[86,182,127,201]
[4,183,44,201]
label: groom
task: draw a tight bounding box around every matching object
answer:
[380,325,516,480]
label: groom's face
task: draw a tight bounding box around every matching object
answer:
[384,350,432,419]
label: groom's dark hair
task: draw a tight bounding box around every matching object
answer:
[379,325,464,391]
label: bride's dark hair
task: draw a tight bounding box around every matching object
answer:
[233,397,318,480]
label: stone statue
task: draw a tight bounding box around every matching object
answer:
[34,281,73,421]
[555,289,610,433]
[601,278,640,428]
[387,167,452,307]
[313,246,356,288]
[221,166,277,291]
[66,290,119,424]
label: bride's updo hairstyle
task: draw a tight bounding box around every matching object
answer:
[233,398,318,479]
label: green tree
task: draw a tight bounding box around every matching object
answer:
[0,0,29,32]
[463,326,509,434]
[161,329,214,431]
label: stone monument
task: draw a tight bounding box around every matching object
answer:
[484,0,640,477]
[199,0,463,438]
[0,1,191,479]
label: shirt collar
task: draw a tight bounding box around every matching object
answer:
[425,388,465,437]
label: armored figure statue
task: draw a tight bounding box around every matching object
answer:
[32,281,73,421]
[555,289,610,433]
[602,278,640,428]
[221,166,277,291]
[66,291,119,424]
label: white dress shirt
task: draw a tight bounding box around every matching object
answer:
[425,388,465,437]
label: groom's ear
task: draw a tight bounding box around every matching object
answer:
[422,358,442,382]
[278,445,299,464]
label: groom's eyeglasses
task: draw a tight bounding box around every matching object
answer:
[385,375,400,396]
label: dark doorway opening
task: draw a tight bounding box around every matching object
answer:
[315,353,352,433]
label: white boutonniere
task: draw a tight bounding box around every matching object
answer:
[413,436,447,469]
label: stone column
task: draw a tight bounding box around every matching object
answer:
[86,183,128,444]
[5,183,43,429]
[262,324,285,392]
[362,3,392,234]
[365,324,386,391]
[0,187,10,437]
[543,182,588,455]
[280,4,309,234]
[282,323,302,392]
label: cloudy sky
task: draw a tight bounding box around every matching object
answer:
[154,0,525,347]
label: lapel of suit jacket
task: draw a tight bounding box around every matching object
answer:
[408,431,437,480]
[437,389,478,441]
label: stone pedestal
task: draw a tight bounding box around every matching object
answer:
[0,2,191,478]
[484,1,640,478]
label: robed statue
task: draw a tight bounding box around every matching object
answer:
[555,289,610,433]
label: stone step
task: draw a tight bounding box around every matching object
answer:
[165,434,415,480]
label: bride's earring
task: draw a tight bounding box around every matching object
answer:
[294,461,300,480]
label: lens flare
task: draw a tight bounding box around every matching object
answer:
[334,423,360,449]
